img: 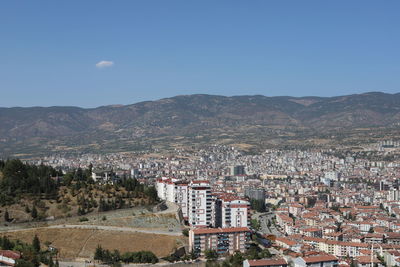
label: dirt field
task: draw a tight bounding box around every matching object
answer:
[84,212,182,232]
[3,228,187,260]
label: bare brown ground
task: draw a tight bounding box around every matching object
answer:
[4,228,186,260]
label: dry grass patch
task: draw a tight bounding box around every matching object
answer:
[4,228,186,260]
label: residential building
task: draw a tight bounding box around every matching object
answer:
[244,188,266,201]
[0,250,21,266]
[189,227,251,256]
[91,170,114,183]
[214,194,250,228]
[294,254,338,267]
[355,256,382,267]
[174,181,189,220]
[383,250,400,267]
[243,258,288,267]
[156,177,189,219]
[189,180,213,227]
[229,165,245,176]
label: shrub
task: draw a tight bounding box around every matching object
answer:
[182,229,189,237]
[79,217,89,222]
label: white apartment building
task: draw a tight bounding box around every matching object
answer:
[156,178,249,228]
[215,194,250,228]
[388,190,400,201]
[156,177,189,220]
[174,181,189,220]
[188,180,213,227]
[156,177,175,201]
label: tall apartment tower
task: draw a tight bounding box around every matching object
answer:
[174,181,189,220]
[156,177,174,201]
[229,165,245,176]
[156,177,189,220]
[214,194,250,228]
[189,180,213,227]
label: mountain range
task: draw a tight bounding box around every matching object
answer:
[1,92,399,156]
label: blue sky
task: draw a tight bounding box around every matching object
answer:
[0,1,399,107]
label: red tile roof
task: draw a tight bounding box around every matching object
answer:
[387,250,400,257]
[191,227,250,234]
[302,255,338,263]
[247,258,287,266]
[191,180,210,184]
[356,256,380,264]
[275,237,297,246]
[0,250,21,260]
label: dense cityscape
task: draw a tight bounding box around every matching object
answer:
[5,140,396,267]
[2,1,400,267]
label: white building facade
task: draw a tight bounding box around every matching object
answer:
[188,180,213,227]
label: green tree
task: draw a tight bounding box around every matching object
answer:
[182,229,189,237]
[1,159,58,197]
[250,199,266,212]
[32,235,41,253]
[230,252,244,267]
[250,219,261,231]
[0,236,14,250]
[205,250,218,260]
[190,251,198,260]
[48,257,54,267]
[4,209,10,222]
[15,259,36,267]
[144,186,158,203]
[94,245,104,261]
[245,244,260,260]
[31,206,38,219]
[259,249,272,258]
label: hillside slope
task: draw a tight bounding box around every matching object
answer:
[1,92,399,155]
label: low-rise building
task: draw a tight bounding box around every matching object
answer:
[243,258,288,267]
[189,227,251,256]
[354,256,382,267]
[294,254,338,267]
[383,250,400,267]
[0,250,21,266]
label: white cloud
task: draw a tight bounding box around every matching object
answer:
[96,60,114,68]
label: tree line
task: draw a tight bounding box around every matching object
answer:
[0,159,159,207]
[0,159,61,201]
[0,235,58,267]
[94,245,158,265]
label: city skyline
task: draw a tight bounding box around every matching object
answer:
[2,1,400,266]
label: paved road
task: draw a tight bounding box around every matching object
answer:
[47,224,182,236]
[253,212,281,236]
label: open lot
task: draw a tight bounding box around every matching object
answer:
[3,227,187,260]
[0,203,186,261]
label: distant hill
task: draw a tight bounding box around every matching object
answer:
[1,92,400,156]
